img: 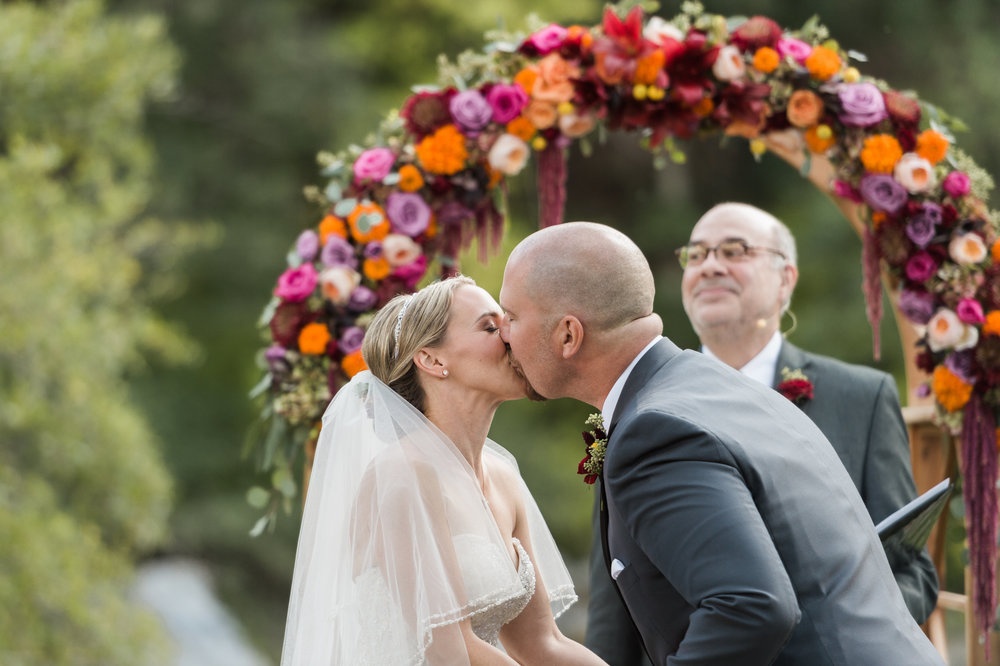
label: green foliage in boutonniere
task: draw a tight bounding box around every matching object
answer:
[578,413,608,485]
[777,366,814,405]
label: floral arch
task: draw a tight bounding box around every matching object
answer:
[250,2,999,644]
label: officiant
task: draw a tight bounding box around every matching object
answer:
[585,202,939,665]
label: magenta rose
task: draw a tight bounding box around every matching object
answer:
[296,229,319,262]
[487,84,530,124]
[274,263,318,302]
[526,24,568,55]
[956,297,986,325]
[898,288,936,324]
[833,180,863,203]
[943,171,971,198]
[346,285,378,312]
[776,37,811,63]
[449,90,493,136]
[353,147,395,183]
[905,203,941,248]
[860,173,908,214]
[385,191,431,237]
[905,251,938,283]
[320,235,358,269]
[391,255,429,290]
[837,83,888,127]
[339,326,366,354]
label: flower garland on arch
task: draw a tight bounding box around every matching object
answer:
[249,1,1000,640]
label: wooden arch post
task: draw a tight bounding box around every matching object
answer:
[764,135,994,664]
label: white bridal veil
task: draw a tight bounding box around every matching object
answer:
[280,371,577,665]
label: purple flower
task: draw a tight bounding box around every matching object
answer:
[436,200,475,228]
[385,192,431,237]
[486,84,529,124]
[898,288,936,324]
[916,383,932,398]
[363,241,383,259]
[274,263,318,302]
[838,83,888,127]
[945,349,976,383]
[526,24,568,55]
[860,172,908,214]
[265,344,290,378]
[339,326,366,354]
[905,251,938,283]
[296,229,319,262]
[956,297,986,325]
[943,171,971,198]
[353,147,395,182]
[347,285,378,312]
[905,204,941,248]
[320,235,358,269]
[449,90,493,136]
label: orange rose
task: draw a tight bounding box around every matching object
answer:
[752,47,780,73]
[523,100,558,130]
[860,134,903,174]
[915,129,950,165]
[804,125,836,154]
[298,322,331,355]
[318,214,348,244]
[341,349,368,378]
[786,90,824,128]
[363,257,390,281]
[347,202,390,243]
[514,68,538,94]
[805,45,842,82]
[397,164,424,192]
[506,116,536,141]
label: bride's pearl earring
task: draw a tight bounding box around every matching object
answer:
[442,369,449,377]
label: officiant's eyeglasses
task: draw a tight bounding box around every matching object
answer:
[675,240,786,269]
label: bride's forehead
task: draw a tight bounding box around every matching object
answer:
[451,285,499,312]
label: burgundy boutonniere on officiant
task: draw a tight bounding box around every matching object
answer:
[578,413,608,485]
[777,366,814,405]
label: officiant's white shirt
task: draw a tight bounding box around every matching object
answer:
[602,336,662,427]
[702,330,783,388]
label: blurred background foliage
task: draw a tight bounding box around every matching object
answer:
[4,0,999,662]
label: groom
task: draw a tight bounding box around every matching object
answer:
[499,221,943,665]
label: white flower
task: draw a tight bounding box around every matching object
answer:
[382,233,423,267]
[927,308,965,351]
[320,266,361,306]
[956,324,979,351]
[643,16,685,45]
[893,152,936,193]
[712,45,746,82]
[558,110,597,138]
[949,232,987,265]
[487,133,530,175]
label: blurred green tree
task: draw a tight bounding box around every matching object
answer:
[0,0,212,662]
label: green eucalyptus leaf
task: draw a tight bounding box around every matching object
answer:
[249,515,270,538]
[334,198,357,217]
[246,486,271,509]
[324,181,343,202]
[247,373,271,400]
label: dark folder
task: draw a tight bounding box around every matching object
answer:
[875,478,953,556]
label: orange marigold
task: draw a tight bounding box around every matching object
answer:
[506,116,536,141]
[992,238,1000,263]
[415,124,468,175]
[870,211,888,229]
[298,322,331,355]
[752,47,780,73]
[691,96,715,117]
[804,125,836,154]
[634,50,666,86]
[514,68,538,94]
[363,257,390,281]
[983,310,1000,337]
[932,365,973,412]
[341,349,368,378]
[860,134,903,174]
[318,214,348,244]
[805,45,842,82]
[347,202,390,243]
[915,129,950,165]
[425,214,438,239]
[397,164,425,192]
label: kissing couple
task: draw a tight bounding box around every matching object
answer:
[281,222,943,665]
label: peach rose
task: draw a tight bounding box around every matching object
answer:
[712,45,746,82]
[786,89,824,128]
[532,54,579,103]
[558,110,596,138]
[487,133,530,175]
[382,233,423,267]
[320,266,361,306]
[523,100,558,129]
[893,152,936,194]
[927,308,978,352]
[949,232,988,266]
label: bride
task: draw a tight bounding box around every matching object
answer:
[280,276,607,665]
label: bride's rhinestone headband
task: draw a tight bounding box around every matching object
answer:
[392,295,415,360]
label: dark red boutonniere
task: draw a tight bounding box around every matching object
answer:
[578,413,608,485]
[777,366,814,405]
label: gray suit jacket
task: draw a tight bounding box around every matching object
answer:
[585,341,940,665]
[592,339,942,665]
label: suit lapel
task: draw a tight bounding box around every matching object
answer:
[609,338,682,430]
[773,340,810,388]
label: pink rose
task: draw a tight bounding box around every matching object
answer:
[956,297,986,325]
[777,37,812,64]
[486,84,529,124]
[526,24,568,55]
[353,147,395,183]
[942,171,971,198]
[274,263,318,302]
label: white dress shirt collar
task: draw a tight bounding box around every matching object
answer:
[702,330,783,387]
[601,336,663,428]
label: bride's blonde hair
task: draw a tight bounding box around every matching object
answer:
[362,276,475,413]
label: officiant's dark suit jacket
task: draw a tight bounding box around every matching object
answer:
[597,338,943,665]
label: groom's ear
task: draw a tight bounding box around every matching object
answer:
[556,315,583,359]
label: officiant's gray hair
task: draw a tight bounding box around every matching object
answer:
[363,276,475,413]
